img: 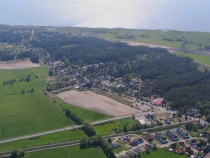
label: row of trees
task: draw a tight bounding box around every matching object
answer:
[82,123,96,137]
[2,79,17,85]
[80,136,115,158]
[20,88,34,94]
[0,50,15,61]
[65,109,83,125]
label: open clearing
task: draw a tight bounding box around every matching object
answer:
[57,90,140,116]
[0,59,40,70]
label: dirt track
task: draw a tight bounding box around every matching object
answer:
[57,90,140,116]
[0,60,40,70]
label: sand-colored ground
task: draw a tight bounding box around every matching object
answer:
[0,59,40,70]
[123,40,177,52]
[57,90,140,116]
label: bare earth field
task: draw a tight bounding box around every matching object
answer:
[57,90,140,116]
[123,40,177,53]
[0,60,40,70]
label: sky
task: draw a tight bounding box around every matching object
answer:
[0,0,210,32]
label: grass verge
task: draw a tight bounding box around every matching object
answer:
[25,145,107,158]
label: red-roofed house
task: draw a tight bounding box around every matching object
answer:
[177,148,184,154]
[152,98,163,106]
[145,133,153,141]
[185,147,194,156]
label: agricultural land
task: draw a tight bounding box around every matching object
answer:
[0,25,210,158]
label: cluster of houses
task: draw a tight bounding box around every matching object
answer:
[129,138,144,147]
[112,136,152,158]
[176,128,190,139]
[48,60,65,71]
[166,130,179,141]
[155,132,168,144]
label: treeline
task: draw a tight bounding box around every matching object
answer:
[2,75,34,85]
[65,109,97,136]
[65,109,83,125]
[17,51,39,63]
[80,136,115,158]
[2,79,17,85]
[163,37,184,42]
[82,123,96,137]
[0,50,15,61]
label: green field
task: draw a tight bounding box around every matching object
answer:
[0,118,137,152]
[175,52,210,66]
[25,145,107,158]
[0,67,76,139]
[53,98,111,123]
[0,66,110,140]
[0,129,86,152]
[100,29,210,51]
[94,118,138,135]
[142,148,187,158]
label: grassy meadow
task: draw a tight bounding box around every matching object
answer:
[0,66,110,140]
[141,148,187,158]
[53,98,111,122]
[0,66,75,139]
[94,118,138,135]
[100,29,210,50]
[175,52,210,66]
[0,129,86,152]
[0,118,135,152]
[25,145,107,158]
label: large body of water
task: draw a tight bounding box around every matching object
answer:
[0,0,209,32]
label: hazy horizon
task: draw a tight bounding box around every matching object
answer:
[0,0,210,32]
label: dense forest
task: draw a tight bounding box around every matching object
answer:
[1,28,210,110]
[27,31,210,109]
[0,30,22,44]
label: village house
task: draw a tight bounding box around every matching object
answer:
[155,132,168,144]
[145,133,153,141]
[166,130,179,141]
[176,128,190,139]
[197,120,206,129]
[185,147,194,156]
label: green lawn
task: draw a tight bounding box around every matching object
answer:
[175,52,210,66]
[94,118,138,135]
[114,141,131,154]
[0,129,86,152]
[142,148,187,158]
[25,145,107,158]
